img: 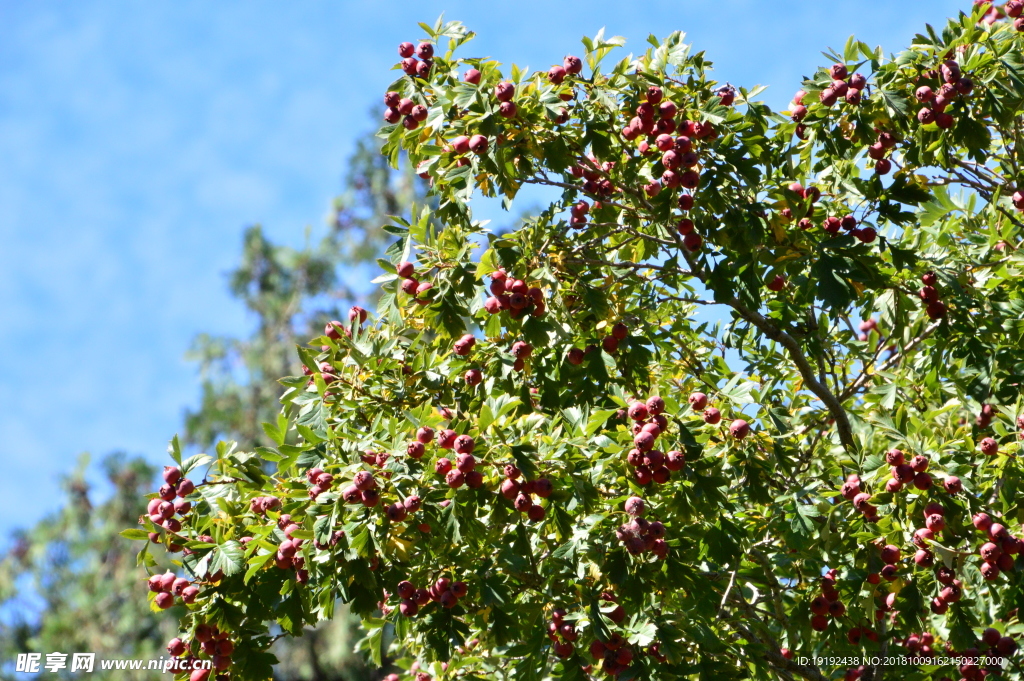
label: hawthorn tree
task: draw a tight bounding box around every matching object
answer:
[133,5,1024,681]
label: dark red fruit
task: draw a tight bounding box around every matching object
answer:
[469,135,488,154]
[495,82,515,102]
[766,274,786,291]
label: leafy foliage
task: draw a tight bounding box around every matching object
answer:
[137,8,1024,681]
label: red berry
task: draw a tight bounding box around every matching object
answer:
[494,82,515,102]
[468,135,488,154]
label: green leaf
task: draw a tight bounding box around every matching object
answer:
[243,551,275,584]
[210,540,245,577]
[585,409,618,436]
[120,529,152,541]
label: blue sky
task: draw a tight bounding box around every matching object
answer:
[0,0,966,542]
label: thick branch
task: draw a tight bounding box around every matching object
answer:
[730,300,856,452]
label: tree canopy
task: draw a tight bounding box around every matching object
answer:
[135,6,1024,681]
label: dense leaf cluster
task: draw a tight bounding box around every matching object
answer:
[135,7,1024,681]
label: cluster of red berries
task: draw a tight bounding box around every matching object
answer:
[411,425,487,489]
[914,59,974,131]
[644,137,708,196]
[416,576,468,611]
[397,40,434,79]
[822,213,875,243]
[640,125,704,191]
[917,270,948,320]
[360,448,394,472]
[617,496,669,559]
[839,473,879,522]
[147,466,195,535]
[686,391,712,424]
[148,571,199,609]
[784,183,877,243]
[547,54,584,86]
[397,261,434,305]
[588,635,637,677]
[546,608,578,658]
[342,470,382,507]
[567,199,590,228]
[809,568,846,631]
[620,85,681,141]
[908,503,951,575]
[433,441,485,490]
[303,361,340,396]
[166,623,234,679]
[384,91,428,130]
[925,566,961,615]
[509,340,533,371]
[973,0,1024,25]
[673,192,704,252]
[388,493,422,524]
[782,182,819,223]
[805,63,867,113]
[972,512,1020,581]
[452,333,475,356]
[582,594,648,677]
[897,631,941,658]
[483,268,546,319]
[501,465,551,522]
[687,391,750,440]
[249,495,281,515]
[1006,0,1024,28]
[493,78,519,119]
[304,465,334,500]
[871,544,903,584]
[588,607,643,678]
[883,448,939,493]
[622,397,684,486]
[312,528,346,553]
[844,623,879,648]
[272,514,309,582]
[976,402,998,428]
[971,627,1020,664]
[565,323,628,363]
[393,576,466,616]
[445,133,490,162]
[570,154,618,198]
[866,128,899,176]
[319,305,369,346]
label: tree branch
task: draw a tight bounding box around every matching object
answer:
[729,300,856,452]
